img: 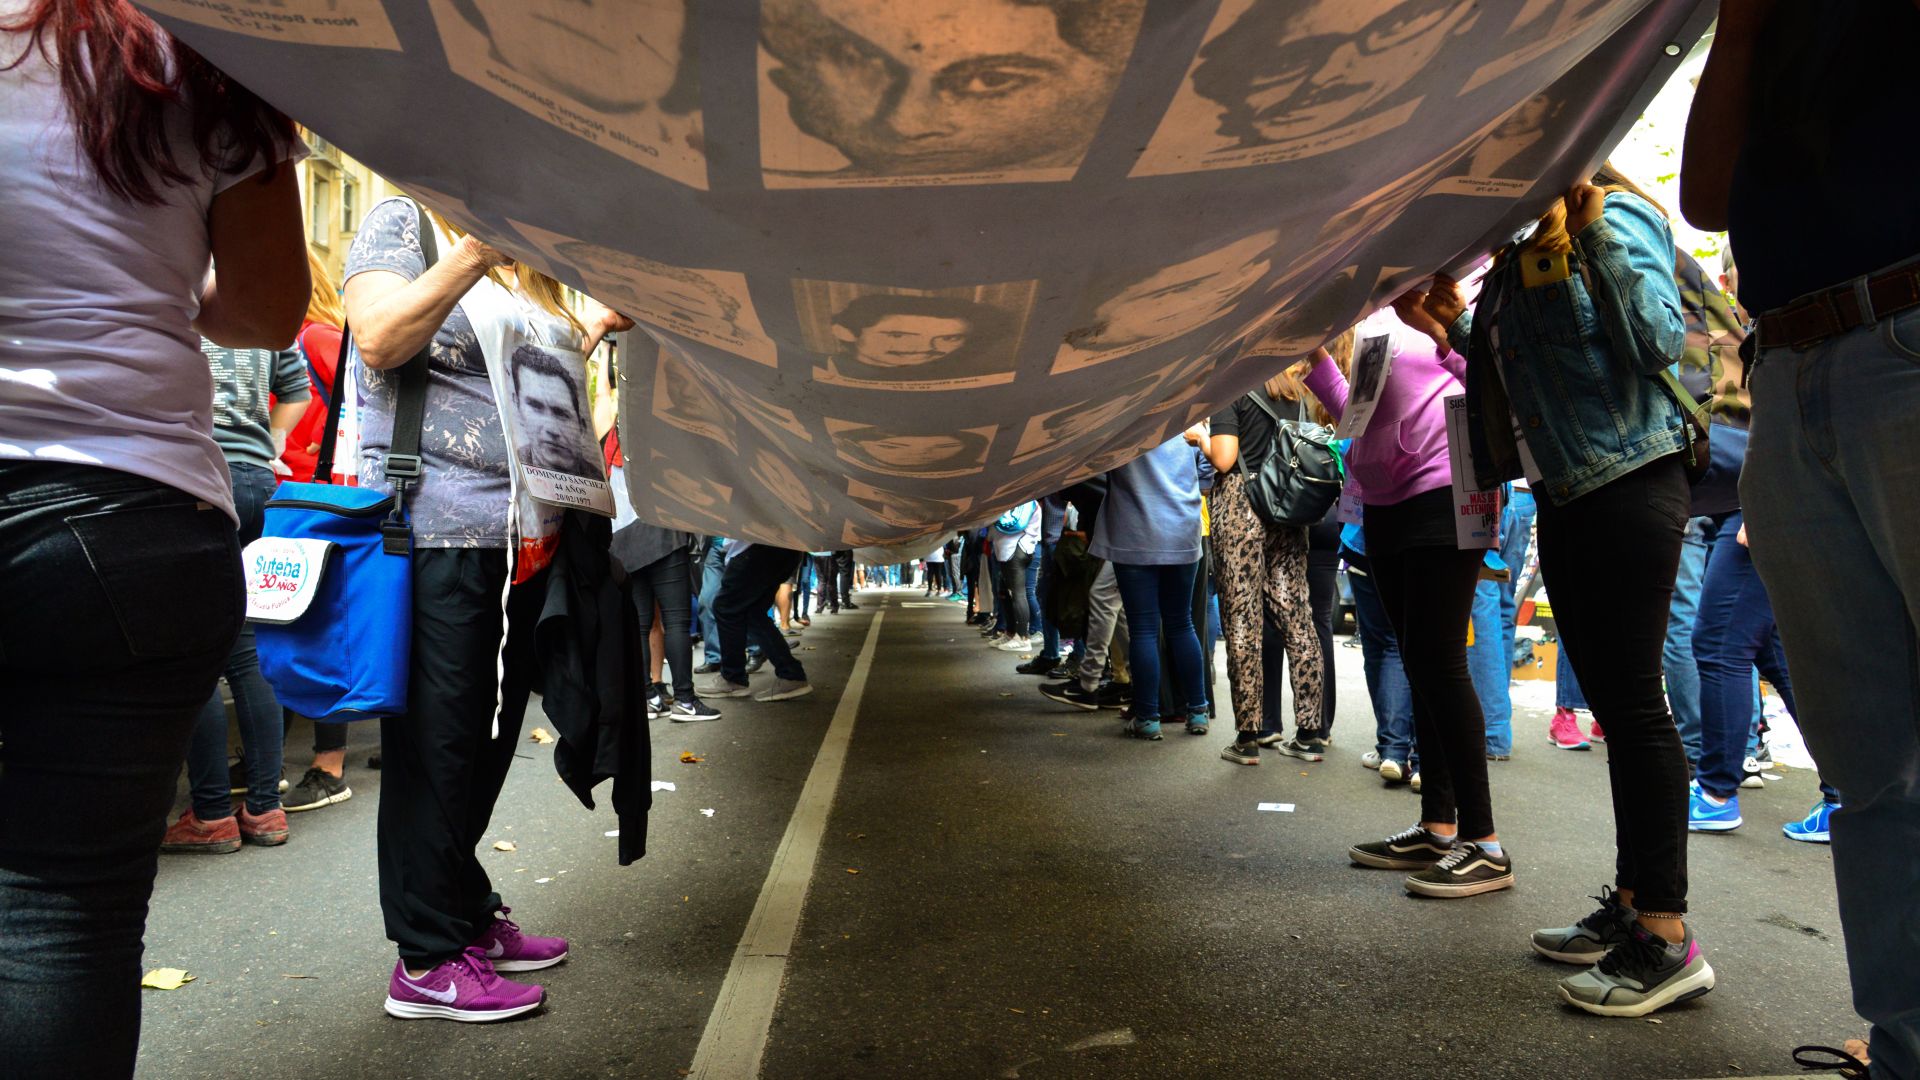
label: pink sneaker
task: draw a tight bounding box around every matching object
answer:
[1549,708,1592,751]
[1589,720,1606,743]
[385,947,543,1022]
[472,906,569,972]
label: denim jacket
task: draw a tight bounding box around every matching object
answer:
[1450,192,1688,505]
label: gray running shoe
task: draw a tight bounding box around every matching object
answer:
[754,678,813,702]
[694,674,752,699]
[1533,886,1636,964]
[1559,924,1714,1017]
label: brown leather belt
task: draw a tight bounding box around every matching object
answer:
[1757,263,1920,350]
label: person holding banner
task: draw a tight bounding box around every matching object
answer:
[1427,164,1706,1019]
[1306,299,1511,902]
[342,195,623,1023]
[0,4,308,1072]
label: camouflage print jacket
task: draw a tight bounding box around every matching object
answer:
[1673,248,1751,429]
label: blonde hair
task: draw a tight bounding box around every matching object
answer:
[1522,160,1667,257]
[426,209,585,339]
[305,249,344,328]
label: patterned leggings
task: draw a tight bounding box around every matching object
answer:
[1211,471,1323,735]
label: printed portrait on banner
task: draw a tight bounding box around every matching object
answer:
[426,0,706,188]
[1459,0,1622,95]
[1054,230,1280,373]
[747,449,828,533]
[1421,91,1569,199]
[137,0,401,48]
[647,449,732,523]
[1131,0,1482,177]
[1012,371,1166,464]
[846,479,974,530]
[757,0,1146,188]
[650,338,738,452]
[825,419,996,479]
[509,220,777,365]
[796,278,1037,390]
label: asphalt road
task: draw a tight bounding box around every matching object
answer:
[136,587,1859,1079]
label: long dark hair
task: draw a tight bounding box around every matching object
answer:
[2,0,293,204]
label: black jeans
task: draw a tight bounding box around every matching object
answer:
[1536,455,1691,913]
[379,548,542,966]
[1307,519,1342,733]
[717,547,807,684]
[0,461,243,1078]
[833,550,855,605]
[629,547,695,702]
[1365,495,1493,838]
[1002,548,1033,637]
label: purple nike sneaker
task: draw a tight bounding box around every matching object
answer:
[472,906,570,971]
[384,947,544,1022]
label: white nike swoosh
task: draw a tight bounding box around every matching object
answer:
[406,978,460,1003]
[484,942,507,960]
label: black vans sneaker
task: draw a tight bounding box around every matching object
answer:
[1404,841,1515,898]
[1349,825,1455,870]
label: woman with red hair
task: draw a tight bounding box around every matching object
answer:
[0,1,308,1072]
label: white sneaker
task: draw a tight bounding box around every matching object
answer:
[1362,751,1382,770]
[998,637,1033,652]
[1409,770,1423,792]
[1379,759,1407,782]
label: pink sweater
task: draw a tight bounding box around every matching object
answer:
[1305,311,1465,507]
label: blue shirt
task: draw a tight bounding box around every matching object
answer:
[1088,437,1202,566]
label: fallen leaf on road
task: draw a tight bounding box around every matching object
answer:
[492,840,517,852]
[529,727,555,745]
[1008,1007,1026,1014]
[680,752,704,763]
[280,973,316,980]
[141,969,194,990]
[846,868,861,875]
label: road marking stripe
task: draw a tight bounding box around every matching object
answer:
[690,610,887,1079]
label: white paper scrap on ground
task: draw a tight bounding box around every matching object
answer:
[651,781,677,792]
[604,830,621,837]
[701,808,715,817]
[1258,803,1296,813]
[535,877,553,884]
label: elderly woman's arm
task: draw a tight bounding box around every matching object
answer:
[344,233,510,370]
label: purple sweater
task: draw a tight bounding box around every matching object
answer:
[1305,312,1465,507]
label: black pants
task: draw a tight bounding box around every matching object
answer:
[629,547,695,703]
[1001,548,1033,636]
[1365,493,1493,838]
[1537,456,1691,913]
[833,550,855,605]
[0,461,242,1078]
[1307,519,1342,732]
[717,547,807,684]
[379,548,542,967]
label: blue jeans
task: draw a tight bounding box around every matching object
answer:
[1664,516,1710,758]
[0,461,245,1077]
[699,541,726,666]
[1468,578,1511,756]
[1035,540,1059,661]
[1345,551,1415,767]
[1744,313,1920,1080]
[185,462,286,818]
[1112,560,1208,723]
[1499,488,1537,665]
[1693,510,1799,799]
[1554,636,1590,710]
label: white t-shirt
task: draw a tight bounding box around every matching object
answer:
[0,16,304,520]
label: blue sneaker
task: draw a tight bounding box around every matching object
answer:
[1688,783,1743,832]
[1121,717,1163,741]
[1783,800,1839,844]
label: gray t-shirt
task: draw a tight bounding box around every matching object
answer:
[202,339,309,471]
[344,198,575,547]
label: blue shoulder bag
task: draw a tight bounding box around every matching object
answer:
[247,200,435,721]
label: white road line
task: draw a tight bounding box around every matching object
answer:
[689,609,887,1079]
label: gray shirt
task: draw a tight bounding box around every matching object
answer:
[202,339,310,472]
[344,198,574,547]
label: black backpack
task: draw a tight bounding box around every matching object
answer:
[1240,392,1344,527]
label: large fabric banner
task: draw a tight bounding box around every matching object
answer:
[143,0,1713,551]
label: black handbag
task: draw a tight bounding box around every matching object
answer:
[1240,392,1344,527]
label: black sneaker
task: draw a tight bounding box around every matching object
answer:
[745,655,767,675]
[1273,736,1329,761]
[1558,923,1714,1017]
[1221,741,1260,765]
[1015,656,1060,676]
[283,767,352,813]
[670,697,722,723]
[1040,681,1101,711]
[693,662,720,675]
[1349,825,1456,870]
[1046,664,1073,680]
[1404,841,1515,898]
[1532,886,1636,965]
[1095,682,1129,710]
[646,689,668,720]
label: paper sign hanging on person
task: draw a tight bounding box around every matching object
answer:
[498,341,617,517]
[140,0,1716,550]
[1335,333,1395,440]
[1444,394,1499,550]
